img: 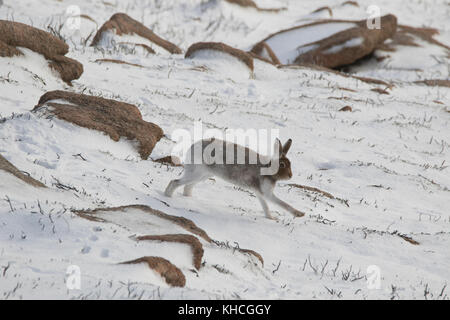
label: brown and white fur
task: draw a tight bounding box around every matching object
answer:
[164,138,305,219]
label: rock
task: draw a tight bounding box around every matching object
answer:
[185,42,254,72]
[251,14,397,68]
[91,13,182,54]
[0,20,83,84]
[0,154,46,188]
[33,91,163,160]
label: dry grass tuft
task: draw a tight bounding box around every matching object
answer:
[311,6,333,16]
[74,205,212,243]
[0,20,83,84]
[137,234,204,270]
[91,13,182,54]
[238,248,264,266]
[153,155,183,167]
[186,42,254,72]
[341,1,359,7]
[225,0,285,12]
[94,58,146,68]
[414,79,450,88]
[249,41,281,65]
[287,183,349,206]
[34,90,163,160]
[120,256,186,287]
[0,154,46,188]
[339,106,353,112]
[371,88,390,95]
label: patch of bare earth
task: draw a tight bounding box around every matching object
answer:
[91,13,182,54]
[33,90,163,160]
[0,154,46,188]
[137,234,204,270]
[0,20,83,84]
[74,205,212,243]
[185,42,254,72]
[120,256,186,287]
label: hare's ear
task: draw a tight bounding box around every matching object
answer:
[282,139,292,155]
[274,138,283,158]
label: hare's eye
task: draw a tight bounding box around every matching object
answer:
[280,162,286,168]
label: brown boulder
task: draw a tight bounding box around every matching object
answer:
[252,14,397,68]
[186,42,254,72]
[91,13,182,54]
[0,20,83,84]
[0,154,46,188]
[33,91,163,160]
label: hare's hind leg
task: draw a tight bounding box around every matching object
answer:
[164,165,208,197]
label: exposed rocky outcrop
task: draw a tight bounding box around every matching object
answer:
[91,13,182,54]
[0,20,83,84]
[33,91,163,160]
[0,154,46,188]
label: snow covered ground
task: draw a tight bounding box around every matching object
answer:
[0,0,449,299]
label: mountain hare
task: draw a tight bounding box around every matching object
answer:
[164,138,305,219]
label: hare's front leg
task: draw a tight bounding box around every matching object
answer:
[256,194,277,220]
[268,193,305,217]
